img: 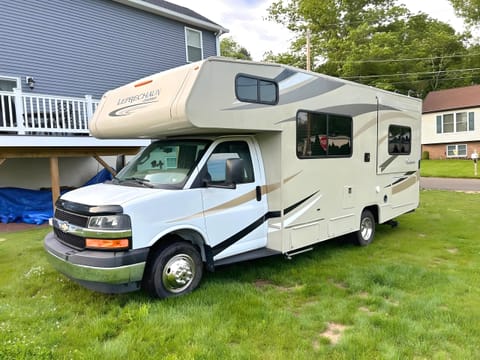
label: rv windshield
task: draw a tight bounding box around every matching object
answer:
[114,139,211,189]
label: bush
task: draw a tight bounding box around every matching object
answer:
[422,151,430,160]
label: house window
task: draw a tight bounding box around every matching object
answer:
[447,144,467,158]
[185,27,203,62]
[296,110,352,158]
[436,112,474,133]
[0,76,21,92]
[443,113,454,133]
[235,75,278,105]
[388,125,411,155]
[456,112,467,132]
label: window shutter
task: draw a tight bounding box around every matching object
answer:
[436,115,442,133]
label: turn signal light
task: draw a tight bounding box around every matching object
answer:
[86,238,130,250]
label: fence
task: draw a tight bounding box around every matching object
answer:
[0,89,100,135]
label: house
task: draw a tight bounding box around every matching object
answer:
[422,85,480,159]
[0,0,227,210]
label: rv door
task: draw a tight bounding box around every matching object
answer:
[377,104,419,175]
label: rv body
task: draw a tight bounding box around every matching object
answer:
[44,57,421,298]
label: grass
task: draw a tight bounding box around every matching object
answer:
[1,190,480,359]
[421,159,479,178]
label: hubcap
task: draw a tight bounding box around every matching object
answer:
[162,254,195,293]
[360,216,373,241]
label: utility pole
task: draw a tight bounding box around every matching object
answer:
[306,28,311,71]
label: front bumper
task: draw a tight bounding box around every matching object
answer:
[44,231,149,293]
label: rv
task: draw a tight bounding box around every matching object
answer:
[44,57,421,298]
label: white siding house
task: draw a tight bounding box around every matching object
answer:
[422,85,480,159]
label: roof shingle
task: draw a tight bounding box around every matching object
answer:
[143,0,222,27]
[423,85,480,113]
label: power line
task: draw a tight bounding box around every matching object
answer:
[328,52,480,64]
[385,73,480,86]
[341,67,480,80]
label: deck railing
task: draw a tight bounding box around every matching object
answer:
[0,89,100,135]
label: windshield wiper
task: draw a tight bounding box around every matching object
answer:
[121,177,154,188]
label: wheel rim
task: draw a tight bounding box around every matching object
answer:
[360,216,373,241]
[162,254,196,293]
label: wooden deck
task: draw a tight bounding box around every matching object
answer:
[1,90,151,212]
[0,142,145,208]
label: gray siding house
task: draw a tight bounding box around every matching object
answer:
[1,0,227,97]
[0,0,227,213]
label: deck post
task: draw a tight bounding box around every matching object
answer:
[49,157,60,209]
[13,88,26,135]
[85,95,94,120]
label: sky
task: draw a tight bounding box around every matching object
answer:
[168,0,468,61]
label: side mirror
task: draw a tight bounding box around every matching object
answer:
[204,158,245,189]
[116,155,126,173]
[226,158,245,185]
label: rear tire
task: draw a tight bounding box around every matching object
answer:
[144,242,203,298]
[354,209,375,246]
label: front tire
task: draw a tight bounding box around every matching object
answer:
[144,242,203,298]
[354,209,375,246]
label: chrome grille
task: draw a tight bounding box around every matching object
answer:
[53,227,85,250]
[55,208,88,227]
[54,207,89,249]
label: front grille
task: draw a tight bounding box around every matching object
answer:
[54,207,89,249]
[55,208,88,227]
[54,227,85,249]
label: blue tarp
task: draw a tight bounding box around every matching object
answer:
[0,168,112,224]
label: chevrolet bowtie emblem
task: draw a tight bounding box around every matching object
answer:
[59,221,69,233]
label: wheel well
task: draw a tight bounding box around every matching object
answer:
[146,230,206,265]
[363,205,379,223]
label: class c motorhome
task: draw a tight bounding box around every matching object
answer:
[44,57,421,298]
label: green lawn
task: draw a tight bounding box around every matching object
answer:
[421,159,479,178]
[1,190,480,359]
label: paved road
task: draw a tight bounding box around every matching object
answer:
[420,177,480,192]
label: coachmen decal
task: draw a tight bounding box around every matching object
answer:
[109,89,160,117]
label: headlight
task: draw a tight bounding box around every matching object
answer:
[88,214,131,230]
[86,214,132,250]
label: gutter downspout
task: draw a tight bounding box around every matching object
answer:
[215,29,228,56]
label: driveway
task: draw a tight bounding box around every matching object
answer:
[420,177,480,192]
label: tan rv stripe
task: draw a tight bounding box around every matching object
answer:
[169,171,303,223]
[392,174,418,194]
[207,190,257,213]
[205,171,302,215]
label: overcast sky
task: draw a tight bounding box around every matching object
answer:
[169,0,467,61]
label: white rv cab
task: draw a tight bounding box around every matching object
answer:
[44,57,421,298]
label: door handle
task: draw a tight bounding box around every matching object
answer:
[256,186,262,201]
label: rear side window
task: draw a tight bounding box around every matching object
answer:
[388,125,411,155]
[235,75,278,105]
[296,110,352,158]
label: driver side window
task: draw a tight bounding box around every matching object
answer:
[206,141,255,183]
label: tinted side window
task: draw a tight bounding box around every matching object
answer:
[388,125,411,155]
[297,111,352,158]
[235,75,278,105]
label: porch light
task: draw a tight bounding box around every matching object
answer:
[26,76,35,90]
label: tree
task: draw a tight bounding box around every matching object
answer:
[266,0,471,97]
[220,37,252,60]
[263,50,306,68]
[449,0,480,24]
